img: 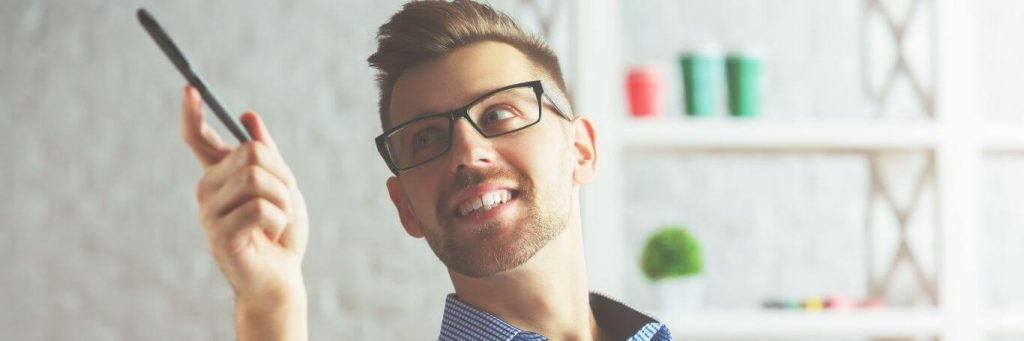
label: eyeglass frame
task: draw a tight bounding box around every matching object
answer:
[375,80,574,175]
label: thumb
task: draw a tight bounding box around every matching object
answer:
[239,111,279,150]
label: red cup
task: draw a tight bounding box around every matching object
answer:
[626,66,662,118]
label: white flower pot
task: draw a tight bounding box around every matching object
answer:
[652,275,704,313]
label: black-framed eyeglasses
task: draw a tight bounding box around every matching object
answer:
[375,80,573,174]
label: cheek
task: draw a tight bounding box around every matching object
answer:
[402,178,442,222]
[503,125,574,180]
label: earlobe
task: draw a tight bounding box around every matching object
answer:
[386,177,425,238]
[571,117,598,184]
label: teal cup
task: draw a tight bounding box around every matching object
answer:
[680,52,722,117]
[726,53,762,118]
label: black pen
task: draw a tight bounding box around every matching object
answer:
[137,8,250,143]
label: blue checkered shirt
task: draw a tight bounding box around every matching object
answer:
[438,293,673,340]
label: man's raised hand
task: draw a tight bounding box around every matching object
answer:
[180,85,309,340]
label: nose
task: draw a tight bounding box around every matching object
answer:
[447,117,495,173]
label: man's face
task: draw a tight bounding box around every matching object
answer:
[384,41,595,278]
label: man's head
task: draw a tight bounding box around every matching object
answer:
[368,0,568,130]
[368,0,597,278]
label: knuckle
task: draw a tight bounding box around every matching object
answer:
[256,199,285,224]
[198,204,222,231]
[247,198,271,217]
[195,183,206,202]
[196,176,214,202]
[199,212,216,232]
[242,143,267,165]
[282,169,297,188]
[239,165,263,188]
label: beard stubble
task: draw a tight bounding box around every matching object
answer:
[427,166,568,278]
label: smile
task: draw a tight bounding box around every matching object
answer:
[457,189,515,217]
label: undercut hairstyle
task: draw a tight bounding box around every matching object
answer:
[367,0,570,130]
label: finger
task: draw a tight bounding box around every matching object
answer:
[198,111,292,193]
[196,141,297,201]
[238,112,293,186]
[202,165,292,221]
[181,85,232,167]
[211,198,288,252]
[240,111,279,151]
[276,192,307,253]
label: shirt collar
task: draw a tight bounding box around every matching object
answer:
[439,294,529,341]
[438,292,671,341]
[589,292,662,339]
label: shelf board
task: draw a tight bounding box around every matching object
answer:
[618,120,939,152]
[658,309,943,338]
[984,311,1024,335]
[980,122,1024,153]
[616,119,1024,153]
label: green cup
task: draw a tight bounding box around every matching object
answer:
[726,53,762,118]
[680,51,722,117]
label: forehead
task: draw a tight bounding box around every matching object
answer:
[388,41,542,128]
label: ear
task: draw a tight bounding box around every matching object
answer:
[570,116,597,184]
[386,176,425,238]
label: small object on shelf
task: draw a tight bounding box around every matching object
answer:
[641,226,703,280]
[626,65,662,118]
[762,299,802,310]
[802,296,825,311]
[726,48,763,118]
[858,297,884,309]
[679,44,723,117]
[762,295,886,311]
[823,295,859,311]
[761,300,785,309]
[641,226,704,312]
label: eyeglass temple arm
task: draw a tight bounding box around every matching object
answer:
[539,81,573,120]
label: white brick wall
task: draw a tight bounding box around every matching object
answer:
[1,1,451,339]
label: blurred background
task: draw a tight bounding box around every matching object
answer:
[2,0,1024,340]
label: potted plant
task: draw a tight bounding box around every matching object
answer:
[641,226,704,312]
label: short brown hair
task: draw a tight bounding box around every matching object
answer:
[368,0,569,130]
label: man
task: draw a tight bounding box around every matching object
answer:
[180,1,672,340]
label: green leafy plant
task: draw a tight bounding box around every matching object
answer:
[641,226,703,281]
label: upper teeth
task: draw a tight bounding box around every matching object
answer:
[458,190,512,216]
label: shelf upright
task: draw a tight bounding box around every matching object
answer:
[933,0,985,340]
[571,0,630,299]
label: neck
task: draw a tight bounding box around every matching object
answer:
[448,196,602,340]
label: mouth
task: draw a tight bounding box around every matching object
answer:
[453,188,519,218]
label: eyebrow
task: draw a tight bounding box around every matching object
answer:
[400,96,472,123]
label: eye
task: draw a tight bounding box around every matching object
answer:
[482,108,517,126]
[411,127,446,150]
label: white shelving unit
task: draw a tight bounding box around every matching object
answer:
[662,309,943,339]
[625,119,1024,340]
[621,120,939,152]
[571,0,1024,340]
[658,309,1024,339]
[623,120,1024,153]
[985,312,1024,337]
